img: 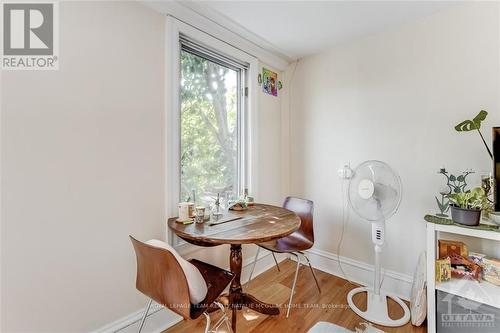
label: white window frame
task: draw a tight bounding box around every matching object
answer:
[164,16,259,248]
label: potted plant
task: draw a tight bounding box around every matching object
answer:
[447,187,490,226]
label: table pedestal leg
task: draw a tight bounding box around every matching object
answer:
[229,244,243,331]
[228,244,280,332]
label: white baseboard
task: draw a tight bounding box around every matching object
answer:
[298,248,413,301]
[92,302,182,333]
[93,249,283,333]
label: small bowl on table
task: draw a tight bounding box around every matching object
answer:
[228,200,248,211]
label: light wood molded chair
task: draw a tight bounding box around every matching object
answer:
[246,197,321,317]
[130,236,234,333]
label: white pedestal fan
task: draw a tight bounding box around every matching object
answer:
[346,160,410,327]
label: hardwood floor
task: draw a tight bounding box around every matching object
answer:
[164,259,426,333]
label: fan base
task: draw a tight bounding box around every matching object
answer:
[347,287,410,327]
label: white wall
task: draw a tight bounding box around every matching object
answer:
[255,63,285,206]
[1,2,165,332]
[288,1,500,283]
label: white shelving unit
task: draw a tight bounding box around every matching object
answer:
[426,220,500,333]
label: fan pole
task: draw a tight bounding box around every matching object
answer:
[374,244,382,296]
[371,220,385,296]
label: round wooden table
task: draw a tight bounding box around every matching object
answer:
[168,204,301,332]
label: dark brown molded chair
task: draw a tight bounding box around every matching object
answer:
[246,197,321,317]
[130,236,234,333]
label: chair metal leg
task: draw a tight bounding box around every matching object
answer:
[271,252,281,272]
[214,301,232,333]
[299,251,321,293]
[246,247,260,288]
[200,302,231,333]
[138,299,153,333]
[203,312,211,333]
[223,313,232,333]
[286,253,301,318]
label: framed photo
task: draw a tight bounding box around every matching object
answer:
[262,68,278,96]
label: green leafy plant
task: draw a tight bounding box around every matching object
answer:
[447,187,490,211]
[455,110,493,159]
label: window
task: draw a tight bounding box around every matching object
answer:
[179,38,248,204]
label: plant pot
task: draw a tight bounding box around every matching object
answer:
[450,205,481,226]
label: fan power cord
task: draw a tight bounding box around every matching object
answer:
[337,178,354,284]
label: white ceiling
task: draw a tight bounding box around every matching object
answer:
[186,1,457,60]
